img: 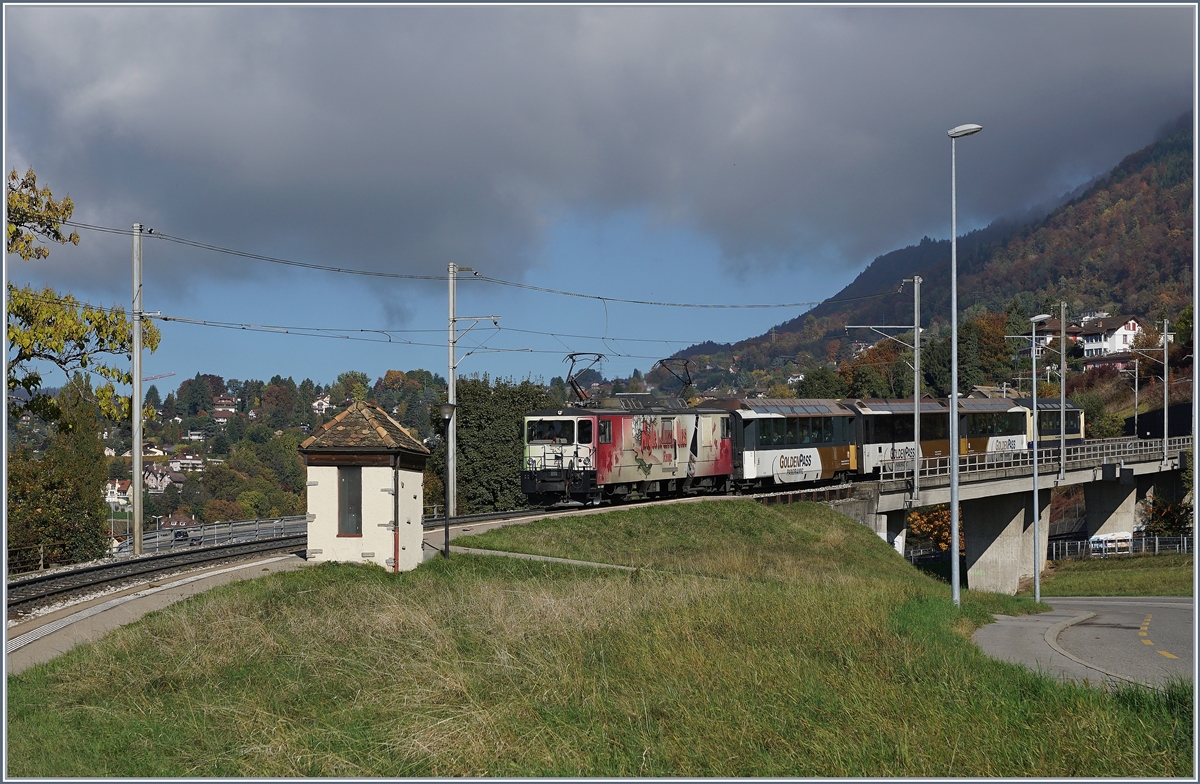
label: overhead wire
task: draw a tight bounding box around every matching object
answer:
[56,218,899,310]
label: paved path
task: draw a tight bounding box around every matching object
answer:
[6,553,309,677]
[973,596,1193,688]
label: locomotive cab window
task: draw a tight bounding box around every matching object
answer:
[527,420,575,444]
[578,420,593,444]
[720,417,731,439]
[598,419,612,444]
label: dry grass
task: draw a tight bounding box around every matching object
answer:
[7,501,1192,777]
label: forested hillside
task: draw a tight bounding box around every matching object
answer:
[659,113,1193,393]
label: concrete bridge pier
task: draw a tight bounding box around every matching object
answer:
[1082,472,1165,537]
[962,489,1049,595]
[877,509,908,555]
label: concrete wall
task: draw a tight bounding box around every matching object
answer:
[306,464,425,572]
[962,489,1048,595]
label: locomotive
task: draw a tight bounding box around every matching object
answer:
[520,393,1084,506]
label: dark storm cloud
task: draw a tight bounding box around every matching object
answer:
[5,5,1193,305]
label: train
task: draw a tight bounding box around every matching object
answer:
[520,394,1084,506]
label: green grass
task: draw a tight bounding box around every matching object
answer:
[1023,553,1194,597]
[7,501,1191,776]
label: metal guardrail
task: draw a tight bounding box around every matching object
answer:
[8,516,309,577]
[879,436,1192,483]
[1048,536,1192,561]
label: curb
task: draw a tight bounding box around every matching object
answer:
[1043,611,1145,686]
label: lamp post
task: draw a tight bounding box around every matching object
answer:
[1030,313,1052,603]
[947,122,982,606]
[438,401,456,559]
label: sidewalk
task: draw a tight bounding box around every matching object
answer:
[972,607,1127,687]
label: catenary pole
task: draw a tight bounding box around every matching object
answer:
[912,276,921,505]
[1060,302,1066,480]
[1162,319,1169,465]
[131,223,143,557]
[447,262,457,519]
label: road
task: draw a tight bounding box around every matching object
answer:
[973,596,1192,688]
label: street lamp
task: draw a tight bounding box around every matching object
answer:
[1030,313,1052,603]
[947,122,982,607]
[438,401,456,559]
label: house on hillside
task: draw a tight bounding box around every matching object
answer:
[1080,316,1145,357]
[144,464,186,494]
[212,394,237,413]
[170,455,204,472]
[1083,351,1137,373]
[311,394,336,415]
[298,400,429,573]
[104,479,131,507]
[161,511,195,529]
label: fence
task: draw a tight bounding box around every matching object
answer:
[1048,536,1192,561]
[879,435,1192,482]
[7,542,71,576]
[112,515,308,556]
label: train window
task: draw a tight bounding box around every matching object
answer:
[598,419,612,444]
[1067,411,1080,434]
[1001,413,1024,437]
[757,420,771,448]
[527,420,575,444]
[785,419,799,446]
[771,419,784,446]
[720,417,731,439]
[578,420,593,444]
[823,417,834,443]
[893,416,914,442]
[921,413,948,440]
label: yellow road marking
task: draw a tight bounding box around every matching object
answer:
[1142,639,1154,645]
[1139,631,1147,636]
[1158,650,1178,659]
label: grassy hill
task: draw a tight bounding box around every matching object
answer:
[7,501,1190,776]
[661,113,1193,393]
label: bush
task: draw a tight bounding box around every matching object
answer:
[1143,494,1193,536]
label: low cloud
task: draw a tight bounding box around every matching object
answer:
[6,6,1192,306]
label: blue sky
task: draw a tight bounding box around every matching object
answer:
[4,5,1193,397]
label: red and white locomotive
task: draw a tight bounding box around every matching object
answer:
[521,396,733,505]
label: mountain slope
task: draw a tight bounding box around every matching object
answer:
[670,113,1193,389]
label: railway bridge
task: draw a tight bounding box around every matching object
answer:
[828,436,1192,594]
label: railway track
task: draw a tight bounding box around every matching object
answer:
[7,534,308,611]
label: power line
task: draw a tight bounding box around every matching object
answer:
[56,219,900,310]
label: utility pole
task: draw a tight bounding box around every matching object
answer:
[447,262,459,520]
[1162,319,1170,466]
[445,263,496,520]
[909,276,921,505]
[1059,302,1066,480]
[131,224,143,557]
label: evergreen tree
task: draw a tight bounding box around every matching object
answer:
[7,374,110,562]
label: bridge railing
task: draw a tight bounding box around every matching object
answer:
[879,436,1192,483]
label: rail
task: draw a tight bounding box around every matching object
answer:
[878,436,1191,483]
[7,533,308,608]
[8,516,308,577]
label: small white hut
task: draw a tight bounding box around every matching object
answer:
[298,400,430,572]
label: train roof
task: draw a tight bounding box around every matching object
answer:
[846,398,949,415]
[1015,397,1083,411]
[525,396,718,417]
[956,397,1028,413]
[704,398,854,417]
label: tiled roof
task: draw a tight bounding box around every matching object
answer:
[299,399,428,454]
[1079,316,1139,335]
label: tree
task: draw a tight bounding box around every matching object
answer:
[906,505,964,554]
[794,367,848,399]
[263,382,297,429]
[7,169,160,422]
[179,374,211,417]
[145,384,161,410]
[7,375,111,562]
[429,374,551,514]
